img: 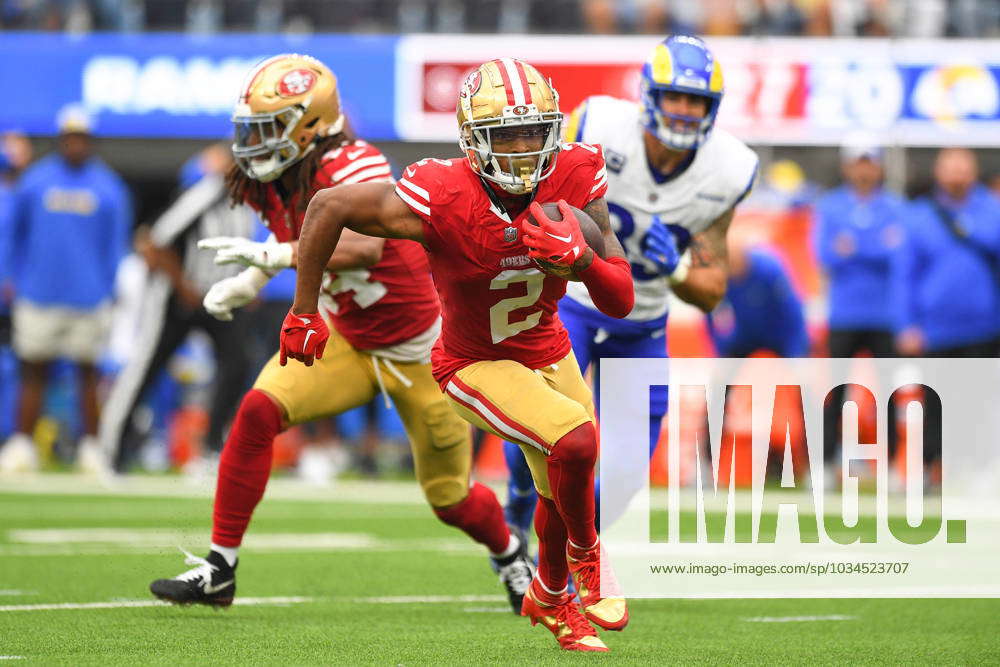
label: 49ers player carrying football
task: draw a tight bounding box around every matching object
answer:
[284,59,635,653]
[149,54,535,614]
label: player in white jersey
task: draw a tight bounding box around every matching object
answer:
[503,35,759,532]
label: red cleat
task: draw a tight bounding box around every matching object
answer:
[521,582,609,652]
[567,540,629,631]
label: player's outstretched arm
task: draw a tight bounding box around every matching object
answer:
[291,230,384,271]
[200,230,384,272]
[671,207,733,313]
[582,197,627,263]
[293,182,424,314]
[575,197,634,319]
[282,182,425,366]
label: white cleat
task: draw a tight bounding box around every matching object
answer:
[298,447,335,486]
[76,436,112,477]
[0,433,40,474]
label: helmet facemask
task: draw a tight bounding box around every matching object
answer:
[460,110,562,195]
[641,83,719,152]
[231,101,344,183]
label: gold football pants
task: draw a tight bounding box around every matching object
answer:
[442,350,595,499]
[255,329,471,507]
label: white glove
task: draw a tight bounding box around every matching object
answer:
[203,267,271,321]
[198,236,293,271]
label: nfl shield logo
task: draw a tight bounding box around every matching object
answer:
[504,226,518,243]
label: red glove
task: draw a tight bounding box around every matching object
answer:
[279,310,328,367]
[522,200,587,266]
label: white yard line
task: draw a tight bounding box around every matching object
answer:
[462,606,511,613]
[0,473,444,504]
[745,614,857,623]
[0,594,510,613]
[0,596,313,613]
[1,529,480,557]
[0,591,35,596]
[354,595,506,604]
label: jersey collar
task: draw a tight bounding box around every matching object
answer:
[478,176,537,224]
[646,146,697,185]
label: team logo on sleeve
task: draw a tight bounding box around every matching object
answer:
[605,149,627,174]
[278,69,317,97]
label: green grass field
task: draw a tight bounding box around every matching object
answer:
[1,475,998,665]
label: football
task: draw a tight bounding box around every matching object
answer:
[524,202,606,281]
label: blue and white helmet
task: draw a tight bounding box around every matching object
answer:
[640,35,724,151]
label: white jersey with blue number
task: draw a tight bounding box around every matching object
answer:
[565,95,759,322]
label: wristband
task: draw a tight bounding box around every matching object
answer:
[668,250,691,286]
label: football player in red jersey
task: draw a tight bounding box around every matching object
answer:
[149,54,534,614]
[284,59,635,653]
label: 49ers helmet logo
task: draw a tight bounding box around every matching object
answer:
[277,69,317,97]
[512,105,529,115]
[460,69,482,99]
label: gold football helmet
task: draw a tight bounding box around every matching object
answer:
[231,54,345,183]
[457,58,562,195]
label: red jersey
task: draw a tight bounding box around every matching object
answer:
[394,143,609,387]
[251,140,440,351]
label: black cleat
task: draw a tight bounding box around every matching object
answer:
[150,549,236,608]
[490,525,535,614]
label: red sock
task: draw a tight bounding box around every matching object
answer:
[534,496,568,596]
[432,482,511,554]
[545,422,598,549]
[211,390,282,547]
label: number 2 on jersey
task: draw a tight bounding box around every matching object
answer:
[489,268,544,344]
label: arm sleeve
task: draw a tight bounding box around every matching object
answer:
[578,254,634,319]
[733,158,759,206]
[582,148,608,207]
[395,161,444,250]
[813,200,843,271]
[315,142,394,188]
[7,184,29,287]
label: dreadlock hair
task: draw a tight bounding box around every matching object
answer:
[224,126,357,212]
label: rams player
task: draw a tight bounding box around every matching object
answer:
[504,35,759,531]
[284,59,634,652]
[149,54,534,615]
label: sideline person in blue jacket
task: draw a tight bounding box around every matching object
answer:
[815,136,905,474]
[706,242,808,358]
[894,148,1000,358]
[815,135,905,358]
[0,106,132,474]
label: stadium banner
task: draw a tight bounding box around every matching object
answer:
[0,33,398,139]
[396,35,1000,146]
[599,357,1000,598]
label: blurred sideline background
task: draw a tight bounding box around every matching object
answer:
[0,0,998,485]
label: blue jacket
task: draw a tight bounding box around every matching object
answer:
[6,155,132,309]
[707,250,809,357]
[0,182,13,315]
[892,186,1000,350]
[814,185,905,331]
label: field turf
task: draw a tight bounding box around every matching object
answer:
[1,475,998,665]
